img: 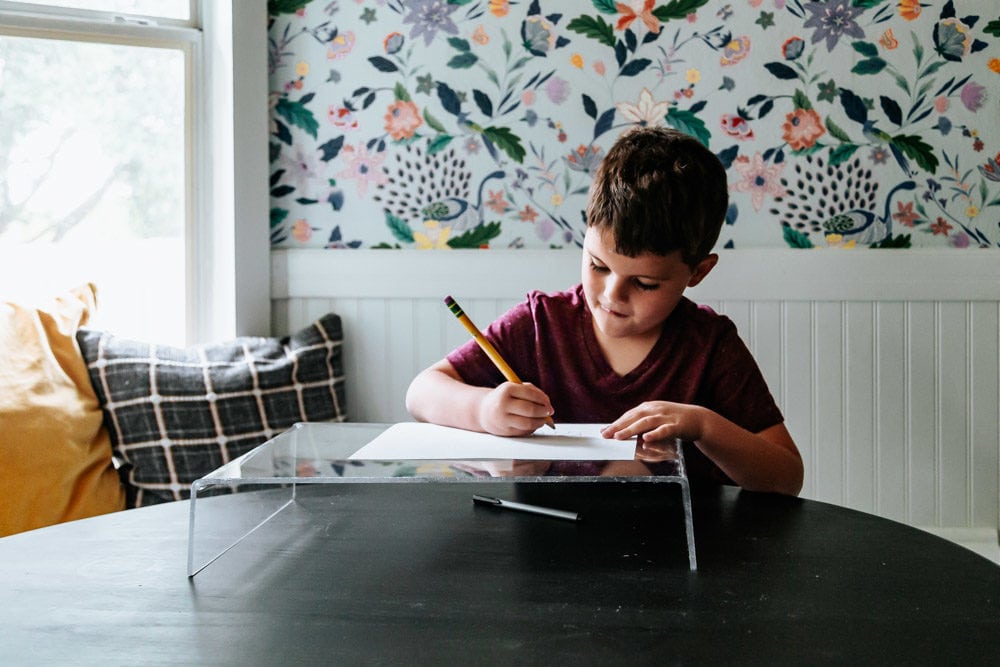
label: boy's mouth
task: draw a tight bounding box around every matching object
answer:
[598,302,627,318]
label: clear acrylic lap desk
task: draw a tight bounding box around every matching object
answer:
[188,422,697,576]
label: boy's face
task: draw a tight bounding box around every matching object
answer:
[581,226,716,343]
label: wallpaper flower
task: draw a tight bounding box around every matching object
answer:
[267,0,999,250]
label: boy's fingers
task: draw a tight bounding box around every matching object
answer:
[602,421,637,440]
[604,415,673,441]
[508,382,553,413]
[602,403,655,437]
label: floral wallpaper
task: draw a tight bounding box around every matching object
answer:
[267,0,999,250]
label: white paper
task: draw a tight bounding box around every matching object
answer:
[348,422,635,461]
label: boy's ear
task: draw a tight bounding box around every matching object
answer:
[686,253,718,288]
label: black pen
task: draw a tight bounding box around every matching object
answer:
[472,495,581,522]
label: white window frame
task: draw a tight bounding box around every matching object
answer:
[199,0,269,342]
[0,0,269,343]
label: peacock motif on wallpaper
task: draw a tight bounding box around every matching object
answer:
[371,142,506,249]
[770,154,917,247]
[820,180,917,245]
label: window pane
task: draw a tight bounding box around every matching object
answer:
[6,1,190,20]
[0,35,187,344]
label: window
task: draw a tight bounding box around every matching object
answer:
[0,1,268,344]
[10,1,189,19]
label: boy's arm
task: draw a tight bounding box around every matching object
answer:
[405,359,554,436]
[602,403,803,496]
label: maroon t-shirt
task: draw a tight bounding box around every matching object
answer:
[446,285,784,485]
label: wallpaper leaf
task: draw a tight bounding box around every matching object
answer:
[268,0,999,251]
[653,0,712,21]
[275,97,319,138]
[567,15,617,46]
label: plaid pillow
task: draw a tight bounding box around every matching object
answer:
[77,314,346,507]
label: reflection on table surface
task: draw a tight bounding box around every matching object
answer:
[203,422,684,483]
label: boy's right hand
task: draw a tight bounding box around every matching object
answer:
[477,382,554,436]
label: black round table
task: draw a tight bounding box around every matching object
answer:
[2,482,998,664]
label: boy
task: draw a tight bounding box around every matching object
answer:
[405,127,803,495]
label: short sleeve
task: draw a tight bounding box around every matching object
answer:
[697,320,784,434]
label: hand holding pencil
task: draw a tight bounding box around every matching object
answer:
[444,296,556,430]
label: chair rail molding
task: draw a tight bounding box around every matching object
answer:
[273,248,1000,301]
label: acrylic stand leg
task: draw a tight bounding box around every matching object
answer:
[675,439,697,571]
[187,481,297,577]
[679,478,697,571]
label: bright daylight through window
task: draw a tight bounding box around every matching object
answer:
[1,1,193,345]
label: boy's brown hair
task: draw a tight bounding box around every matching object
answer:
[585,127,728,267]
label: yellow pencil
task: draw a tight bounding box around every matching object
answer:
[444,295,555,429]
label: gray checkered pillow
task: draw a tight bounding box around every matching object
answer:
[77,314,346,507]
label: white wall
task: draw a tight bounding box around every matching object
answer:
[271,248,1000,533]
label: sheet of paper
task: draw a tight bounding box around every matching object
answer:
[348,422,635,461]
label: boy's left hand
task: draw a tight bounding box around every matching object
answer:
[600,401,707,444]
[601,401,804,496]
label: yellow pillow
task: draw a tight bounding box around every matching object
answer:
[0,284,125,536]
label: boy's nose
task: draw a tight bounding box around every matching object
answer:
[603,275,628,304]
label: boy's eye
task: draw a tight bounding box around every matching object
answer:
[590,260,658,290]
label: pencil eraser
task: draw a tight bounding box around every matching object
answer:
[444,295,454,306]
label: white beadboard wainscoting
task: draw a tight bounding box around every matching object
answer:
[272,248,1000,535]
